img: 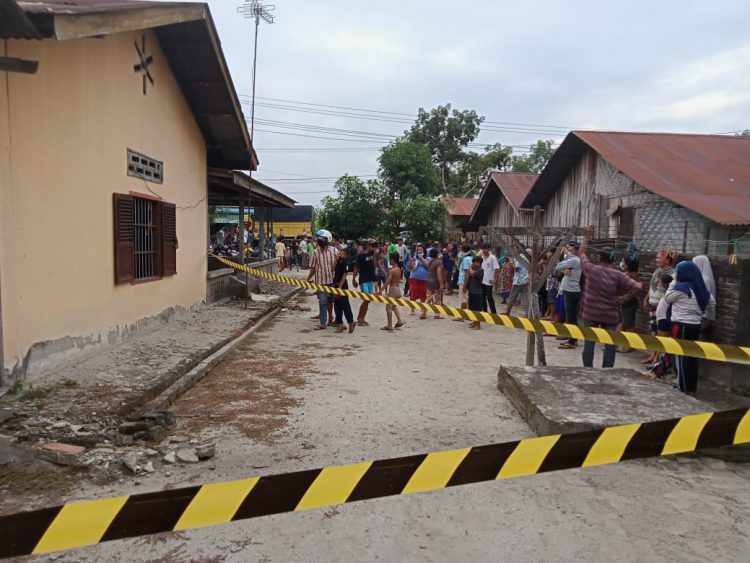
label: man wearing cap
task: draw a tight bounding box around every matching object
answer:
[556,240,582,349]
[308,229,338,330]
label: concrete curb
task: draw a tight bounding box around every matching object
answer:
[137,287,302,415]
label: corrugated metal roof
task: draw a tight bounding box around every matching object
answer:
[442,197,477,217]
[469,172,538,225]
[9,0,254,171]
[490,171,538,210]
[524,131,750,225]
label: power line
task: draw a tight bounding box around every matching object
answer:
[240,94,573,131]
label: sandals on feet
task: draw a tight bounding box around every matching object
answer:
[380,326,394,332]
[395,322,404,328]
[558,343,576,349]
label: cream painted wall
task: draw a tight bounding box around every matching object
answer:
[1,31,208,376]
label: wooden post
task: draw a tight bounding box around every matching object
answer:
[525,207,542,366]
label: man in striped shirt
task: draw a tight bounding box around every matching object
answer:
[579,226,642,368]
[308,230,339,330]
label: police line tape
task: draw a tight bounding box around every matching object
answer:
[212,255,750,366]
[1,407,748,557]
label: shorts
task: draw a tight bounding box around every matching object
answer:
[409,279,427,302]
[657,319,671,333]
[546,289,557,305]
[385,286,402,312]
[360,281,375,294]
[468,292,483,312]
[648,304,658,334]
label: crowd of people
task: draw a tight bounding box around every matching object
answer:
[264,227,718,397]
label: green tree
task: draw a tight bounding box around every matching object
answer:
[738,130,750,137]
[401,196,446,242]
[379,141,440,200]
[452,143,514,197]
[377,141,441,235]
[404,104,484,193]
[317,175,384,240]
[511,140,556,173]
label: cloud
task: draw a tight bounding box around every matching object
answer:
[562,43,750,132]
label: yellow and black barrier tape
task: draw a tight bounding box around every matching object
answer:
[2,407,749,557]
[213,255,750,366]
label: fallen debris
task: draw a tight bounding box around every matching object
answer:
[37,442,86,466]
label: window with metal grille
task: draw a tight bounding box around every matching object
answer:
[134,198,157,279]
[127,149,163,184]
[113,194,178,284]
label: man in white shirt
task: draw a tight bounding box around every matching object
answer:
[480,242,500,313]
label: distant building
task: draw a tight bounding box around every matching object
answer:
[0,0,258,380]
[520,131,750,255]
[470,172,539,230]
[441,197,478,239]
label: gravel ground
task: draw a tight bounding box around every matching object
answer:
[21,286,750,562]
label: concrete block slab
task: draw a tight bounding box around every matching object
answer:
[38,442,86,466]
[497,366,711,436]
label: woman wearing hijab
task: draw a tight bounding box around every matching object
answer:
[665,261,716,394]
[692,255,716,338]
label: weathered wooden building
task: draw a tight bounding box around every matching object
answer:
[469,171,538,229]
[521,131,750,255]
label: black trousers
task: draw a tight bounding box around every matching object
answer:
[482,284,496,314]
[673,322,701,393]
[563,291,581,344]
[334,296,354,325]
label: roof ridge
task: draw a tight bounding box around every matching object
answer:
[573,130,749,140]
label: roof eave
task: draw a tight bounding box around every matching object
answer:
[49,4,207,40]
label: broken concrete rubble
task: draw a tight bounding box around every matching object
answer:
[37,442,86,466]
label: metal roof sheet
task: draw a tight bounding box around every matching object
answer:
[489,171,538,210]
[442,197,477,217]
[469,172,538,225]
[524,131,750,225]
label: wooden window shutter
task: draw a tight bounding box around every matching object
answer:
[113,193,134,284]
[162,202,177,276]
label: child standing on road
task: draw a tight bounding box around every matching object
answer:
[465,256,485,330]
[333,246,356,334]
[381,252,405,332]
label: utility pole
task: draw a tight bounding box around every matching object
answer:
[237,0,275,305]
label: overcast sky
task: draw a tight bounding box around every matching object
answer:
[203,0,750,206]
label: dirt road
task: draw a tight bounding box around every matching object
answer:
[39,288,750,562]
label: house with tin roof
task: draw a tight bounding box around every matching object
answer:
[0,0,292,381]
[520,131,750,256]
[441,197,478,238]
[469,171,539,231]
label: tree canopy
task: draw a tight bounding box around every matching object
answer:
[511,140,557,173]
[404,104,484,193]
[316,104,558,240]
[316,175,384,240]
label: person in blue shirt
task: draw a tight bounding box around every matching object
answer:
[505,249,531,315]
[455,244,474,321]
